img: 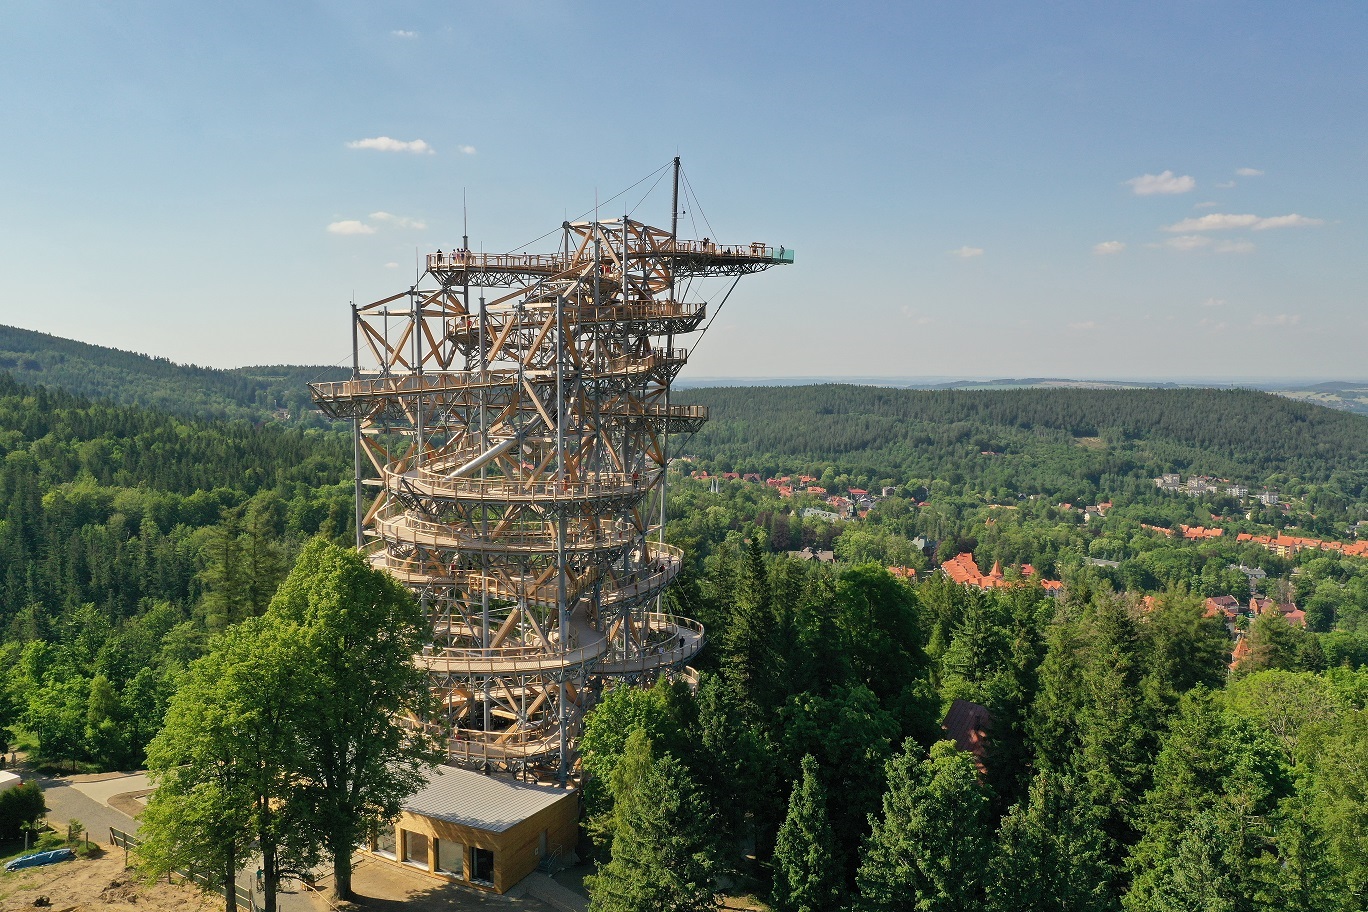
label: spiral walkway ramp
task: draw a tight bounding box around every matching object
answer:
[311,170,789,781]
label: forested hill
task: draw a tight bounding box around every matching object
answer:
[679,384,1368,494]
[0,324,346,424]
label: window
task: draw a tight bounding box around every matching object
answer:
[436,839,464,877]
[471,847,494,884]
[373,827,396,860]
[403,830,429,868]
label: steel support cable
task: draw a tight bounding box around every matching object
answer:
[661,273,742,465]
[507,161,673,254]
[679,168,717,247]
[627,168,671,219]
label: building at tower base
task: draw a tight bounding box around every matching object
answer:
[365,764,578,894]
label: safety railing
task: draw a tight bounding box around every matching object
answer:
[427,251,565,272]
[397,466,656,504]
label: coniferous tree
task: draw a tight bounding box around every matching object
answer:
[587,730,722,912]
[1124,690,1289,912]
[723,535,778,721]
[987,771,1117,912]
[198,510,245,629]
[856,740,992,912]
[773,755,841,912]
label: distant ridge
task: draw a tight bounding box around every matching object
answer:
[677,375,1368,417]
[0,324,346,423]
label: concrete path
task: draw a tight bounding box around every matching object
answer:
[12,757,142,844]
[70,771,152,807]
[516,873,587,912]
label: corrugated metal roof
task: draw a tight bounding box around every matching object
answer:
[404,765,575,833]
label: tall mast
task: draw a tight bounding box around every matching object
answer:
[670,156,680,244]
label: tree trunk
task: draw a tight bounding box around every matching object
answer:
[225,849,237,912]
[262,838,278,912]
[331,843,353,903]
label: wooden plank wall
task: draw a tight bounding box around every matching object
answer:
[372,789,580,894]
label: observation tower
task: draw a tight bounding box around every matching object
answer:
[310,160,790,782]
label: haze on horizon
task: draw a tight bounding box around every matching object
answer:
[1,2,1364,381]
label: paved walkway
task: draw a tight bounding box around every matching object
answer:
[10,755,142,845]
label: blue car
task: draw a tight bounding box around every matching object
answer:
[4,848,77,872]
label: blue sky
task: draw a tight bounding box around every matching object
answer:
[2,1,1365,380]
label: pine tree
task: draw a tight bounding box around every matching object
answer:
[587,730,722,912]
[987,771,1117,912]
[856,740,992,912]
[723,535,778,720]
[773,755,841,912]
[198,510,245,628]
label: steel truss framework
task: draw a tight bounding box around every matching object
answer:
[311,204,788,781]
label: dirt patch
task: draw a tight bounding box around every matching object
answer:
[0,853,216,912]
[106,793,153,821]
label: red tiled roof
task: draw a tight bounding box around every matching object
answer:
[940,698,993,775]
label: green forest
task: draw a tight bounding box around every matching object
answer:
[680,384,1368,517]
[3,357,1368,911]
[0,371,353,770]
[0,324,347,424]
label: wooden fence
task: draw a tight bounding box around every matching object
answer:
[109,828,257,912]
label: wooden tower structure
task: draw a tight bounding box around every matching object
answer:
[310,161,791,781]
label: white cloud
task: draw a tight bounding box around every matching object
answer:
[1215,239,1255,254]
[1194,201,1220,209]
[456,145,477,155]
[951,246,984,258]
[1201,298,1226,308]
[1236,167,1264,177]
[326,220,375,235]
[369,211,427,230]
[1125,170,1195,195]
[1215,181,1236,189]
[1162,235,1211,251]
[385,262,400,269]
[1069,320,1100,331]
[900,305,934,325]
[345,136,434,154]
[1163,212,1322,232]
[1251,214,1323,231]
[1164,213,1259,232]
[1199,317,1227,330]
[391,29,418,38]
[1092,240,1125,255]
[1253,314,1301,327]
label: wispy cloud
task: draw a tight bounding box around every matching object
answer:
[1202,298,1226,308]
[1069,321,1100,331]
[1194,201,1220,209]
[326,220,375,236]
[1163,212,1322,232]
[456,145,477,155]
[1126,170,1195,195]
[346,136,434,154]
[391,29,418,38]
[1214,239,1255,254]
[1161,235,1211,251]
[951,246,984,258]
[369,211,427,230]
[1253,314,1301,327]
[1235,167,1264,177]
[1092,240,1125,255]
[1250,214,1322,231]
[385,262,400,269]
[1215,181,1236,189]
[900,305,934,325]
[1199,317,1227,331]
